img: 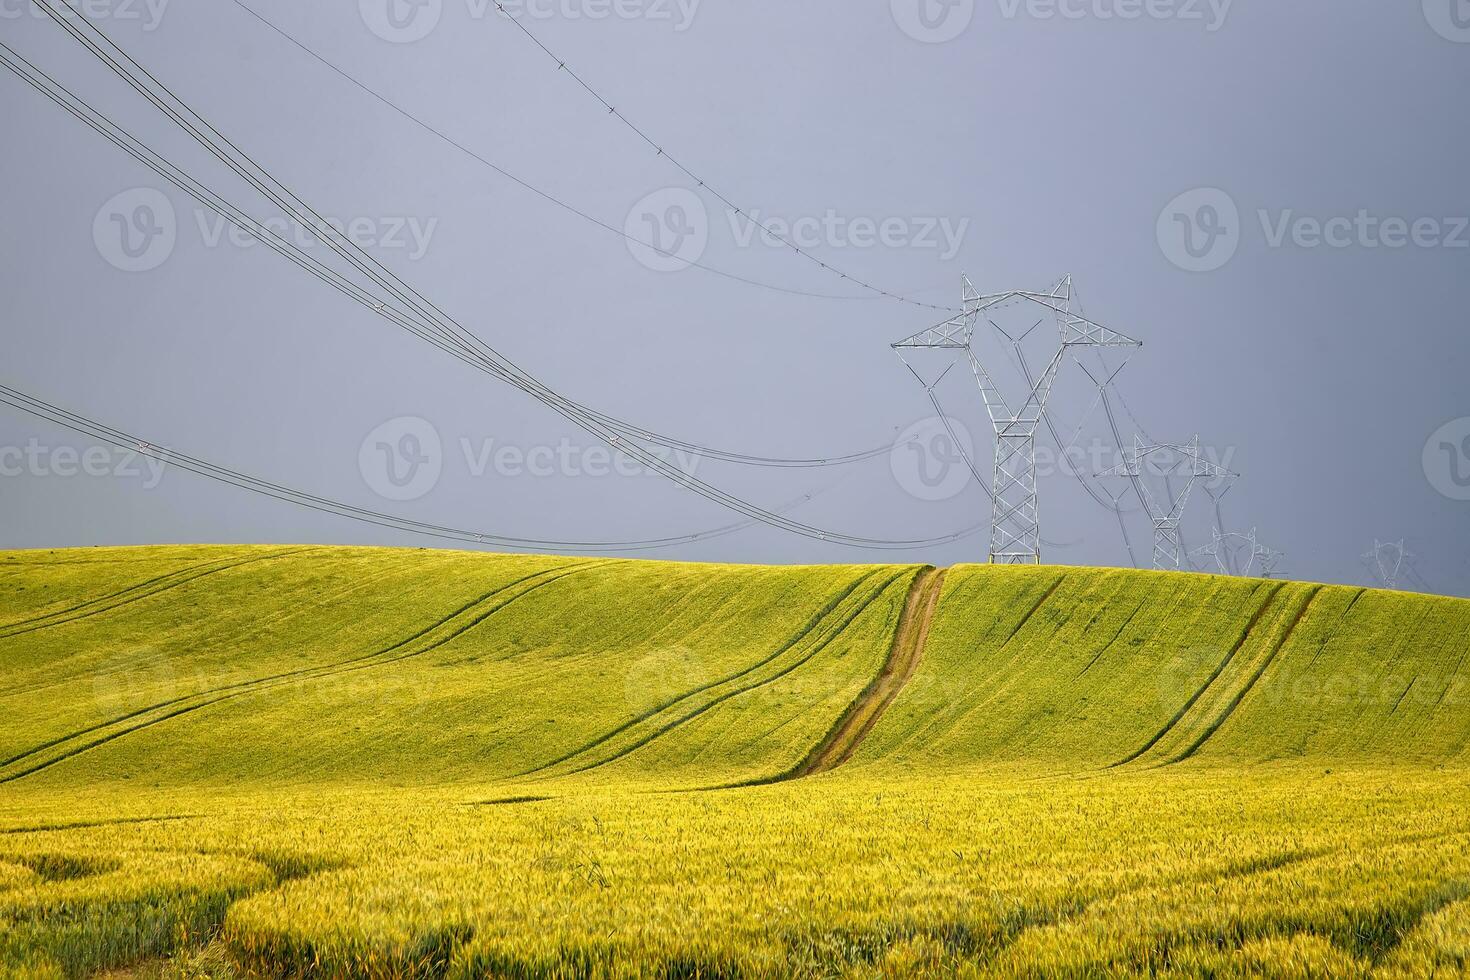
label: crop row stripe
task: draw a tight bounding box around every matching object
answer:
[0,561,618,783]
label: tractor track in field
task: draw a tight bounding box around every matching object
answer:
[1164,585,1323,765]
[529,570,909,780]
[1,558,422,703]
[1110,582,1287,769]
[0,562,607,780]
[792,567,946,778]
[511,569,893,779]
[0,548,315,643]
[0,561,208,629]
[999,572,1067,647]
[1074,600,1147,680]
[0,560,616,784]
[1306,588,1366,670]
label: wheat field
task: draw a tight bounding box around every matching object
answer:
[2,546,1468,977]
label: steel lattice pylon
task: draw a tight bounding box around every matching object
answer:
[1100,436,1234,570]
[1191,527,1282,578]
[894,275,1141,564]
[1362,539,1414,590]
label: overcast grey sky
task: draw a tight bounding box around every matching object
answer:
[1,0,1467,595]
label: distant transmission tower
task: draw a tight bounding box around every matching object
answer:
[1191,527,1282,579]
[1259,544,1286,579]
[893,275,1140,564]
[1362,539,1414,589]
[1100,436,1233,570]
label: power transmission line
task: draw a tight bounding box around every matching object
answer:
[4,21,910,471]
[0,382,830,553]
[226,0,899,306]
[482,1,961,313]
[0,31,900,495]
[5,17,981,551]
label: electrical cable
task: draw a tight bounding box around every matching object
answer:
[9,16,911,472]
[0,382,834,552]
[481,1,961,312]
[226,0,897,305]
[12,11,983,550]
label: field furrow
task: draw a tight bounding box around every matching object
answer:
[0,561,609,784]
[511,568,892,780]
[0,548,312,641]
[525,568,909,782]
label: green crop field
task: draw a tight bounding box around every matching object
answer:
[1,546,1468,978]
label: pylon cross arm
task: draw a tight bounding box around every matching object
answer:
[892,312,972,350]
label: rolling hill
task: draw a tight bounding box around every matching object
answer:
[0,547,918,790]
[2,545,1469,978]
[2,546,1466,793]
[853,564,1470,772]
